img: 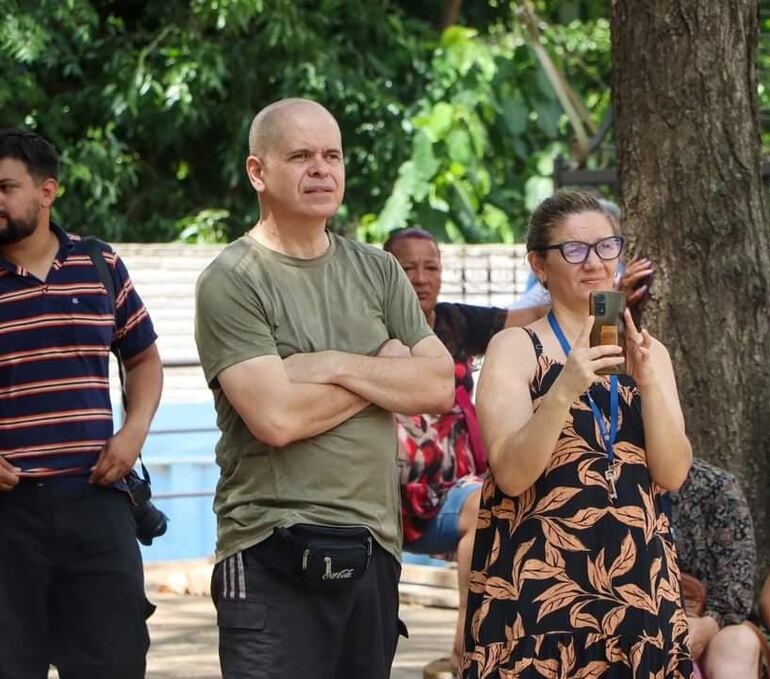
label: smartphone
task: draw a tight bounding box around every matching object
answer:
[589,290,625,375]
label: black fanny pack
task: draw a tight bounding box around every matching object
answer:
[258,523,373,587]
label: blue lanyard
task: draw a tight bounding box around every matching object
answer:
[547,311,618,464]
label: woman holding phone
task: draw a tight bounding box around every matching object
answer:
[461,191,693,678]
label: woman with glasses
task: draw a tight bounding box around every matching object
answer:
[510,198,654,314]
[462,191,694,678]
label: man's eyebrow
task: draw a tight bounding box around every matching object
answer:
[285,147,342,153]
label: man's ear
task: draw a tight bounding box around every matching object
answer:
[38,178,58,209]
[245,155,265,192]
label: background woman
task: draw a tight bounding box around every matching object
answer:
[384,227,546,668]
[670,457,762,678]
[462,191,693,678]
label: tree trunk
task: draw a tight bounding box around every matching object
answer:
[442,0,463,29]
[611,0,770,583]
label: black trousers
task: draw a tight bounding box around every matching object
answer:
[213,535,406,679]
[0,480,151,679]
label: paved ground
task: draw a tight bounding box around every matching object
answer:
[48,560,458,678]
[143,593,456,678]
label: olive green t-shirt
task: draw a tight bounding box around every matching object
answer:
[195,233,433,563]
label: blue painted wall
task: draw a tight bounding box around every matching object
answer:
[133,402,219,563]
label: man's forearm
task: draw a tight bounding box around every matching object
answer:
[121,346,163,442]
[328,352,454,415]
[219,354,370,448]
[272,382,369,446]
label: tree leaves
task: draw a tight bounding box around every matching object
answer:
[2,0,437,241]
[2,1,614,244]
[502,97,528,136]
[365,8,611,244]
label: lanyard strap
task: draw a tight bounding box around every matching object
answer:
[547,311,618,463]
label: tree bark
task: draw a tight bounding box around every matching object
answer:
[612,0,770,583]
[441,0,463,29]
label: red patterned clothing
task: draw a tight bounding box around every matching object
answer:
[398,302,506,544]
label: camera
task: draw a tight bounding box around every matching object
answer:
[125,470,169,546]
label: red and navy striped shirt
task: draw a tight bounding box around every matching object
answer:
[0,222,157,480]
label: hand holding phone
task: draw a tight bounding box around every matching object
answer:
[589,290,626,375]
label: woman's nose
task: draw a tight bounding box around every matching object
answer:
[583,246,603,267]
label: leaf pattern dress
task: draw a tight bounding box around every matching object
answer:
[462,330,693,679]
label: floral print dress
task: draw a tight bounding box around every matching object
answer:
[462,330,693,679]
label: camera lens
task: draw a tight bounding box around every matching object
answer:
[596,303,606,314]
[134,501,169,546]
[126,472,169,546]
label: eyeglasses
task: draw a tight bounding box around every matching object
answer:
[536,235,624,264]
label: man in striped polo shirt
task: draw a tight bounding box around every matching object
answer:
[0,129,163,678]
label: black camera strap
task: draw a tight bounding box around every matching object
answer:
[82,237,151,484]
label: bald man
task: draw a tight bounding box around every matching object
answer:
[195,98,454,679]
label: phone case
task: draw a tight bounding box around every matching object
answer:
[589,290,626,375]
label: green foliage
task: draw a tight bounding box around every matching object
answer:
[177,208,230,244]
[0,0,433,241]
[0,0,612,244]
[361,10,612,243]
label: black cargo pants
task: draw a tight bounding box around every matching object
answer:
[0,480,151,679]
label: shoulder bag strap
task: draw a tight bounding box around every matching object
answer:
[81,237,151,483]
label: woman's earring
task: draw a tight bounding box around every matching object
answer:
[540,278,548,290]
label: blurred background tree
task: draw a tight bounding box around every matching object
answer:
[0,0,613,243]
